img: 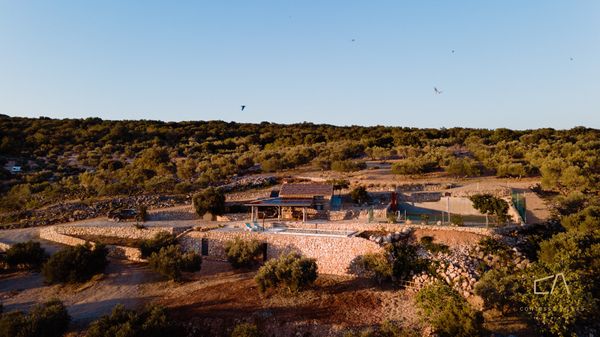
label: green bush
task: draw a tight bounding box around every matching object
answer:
[331,160,367,172]
[445,158,481,177]
[387,243,429,281]
[139,232,178,258]
[391,158,438,175]
[86,304,179,337]
[42,243,108,284]
[224,238,263,268]
[419,236,449,254]
[4,241,47,269]
[192,187,226,217]
[357,253,393,284]
[474,268,523,312]
[0,299,70,337]
[350,186,370,204]
[148,245,201,281]
[450,214,464,226]
[469,194,511,224]
[231,323,261,337]
[255,253,318,293]
[415,282,483,337]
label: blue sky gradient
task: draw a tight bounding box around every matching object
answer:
[0,1,599,129]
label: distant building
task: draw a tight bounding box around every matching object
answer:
[245,183,334,222]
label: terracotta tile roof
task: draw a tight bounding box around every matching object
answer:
[279,183,333,199]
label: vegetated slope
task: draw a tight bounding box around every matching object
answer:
[1,116,598,215]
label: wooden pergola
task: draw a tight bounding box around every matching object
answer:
[244,198,313,222]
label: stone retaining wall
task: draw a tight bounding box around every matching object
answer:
[0,242,12,252]
[270,221,498,236]
[180,231,383,275]
[55,225,177,240]
[40,226,146,262]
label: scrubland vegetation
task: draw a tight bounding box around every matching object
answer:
[0,116,599,336]
[1,117,599,215]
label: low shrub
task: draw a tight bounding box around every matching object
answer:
[415,282,483,337]
[224,238,264,268]
[0,299,70,337]
[450,214,464,226]
[255,253,318,293]
[388,243,429,281]
[4,241,47,269]
[342,320,418,337]
[148,245,201,281]
[86,304,179,337]
[419,236,449,254]
[231,323,262,337]
[42,243,108,284]
[139,232,178,258]
[331,160,367,172]
[474,268,523,312]
[357,253,393,284]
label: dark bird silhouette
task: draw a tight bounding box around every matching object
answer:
[241,105,246,111]
[351,39,356,42]
[570,57,574,61]
[451,50,455,53]
[434,87,443,95]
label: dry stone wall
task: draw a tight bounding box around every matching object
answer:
[55,225,178,240]
[181,230,383,275]
[40,226,147,262]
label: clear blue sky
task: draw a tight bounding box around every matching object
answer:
[1,1,599,129]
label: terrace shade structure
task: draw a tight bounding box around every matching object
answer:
[245,183,334,222]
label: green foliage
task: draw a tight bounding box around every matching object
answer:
[86,304,179,337]
[357,253,393,284]
[255,253,318,293]
[474,268,523,312]
[343,321,418,337]
[469,194,511,224]
[560,205,600,232]
[445,157,481,177]
[231,323,262,337]
[327,179,350,191]
[4,241,47,269]
[450,214,464,226]
[224,238,264,268]
[496,162,527,178]
[331,160,367,172]
[391,158,438,175]
[419,236,449,254]
[387,243,429,281]
[0,299,70,337]
[350,186,370,204]
[42,243,108,284]
[415,282,483,337]
[148,245,202,281]
[192,187,226,217]
[139,232,178,258]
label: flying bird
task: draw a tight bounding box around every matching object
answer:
[451,50,455,53]
[240,105,246,111]
[570,57,574,61]
[434,87,443,95]
[351,38,356,42]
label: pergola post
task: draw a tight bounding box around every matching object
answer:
[302,207,307,222]
[278,206,281,220]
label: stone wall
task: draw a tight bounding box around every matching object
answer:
[55,225,178,240]
[40,226,146,262]
[0,242,12,252]
[180,230,383,276]
[263,221,498,236]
